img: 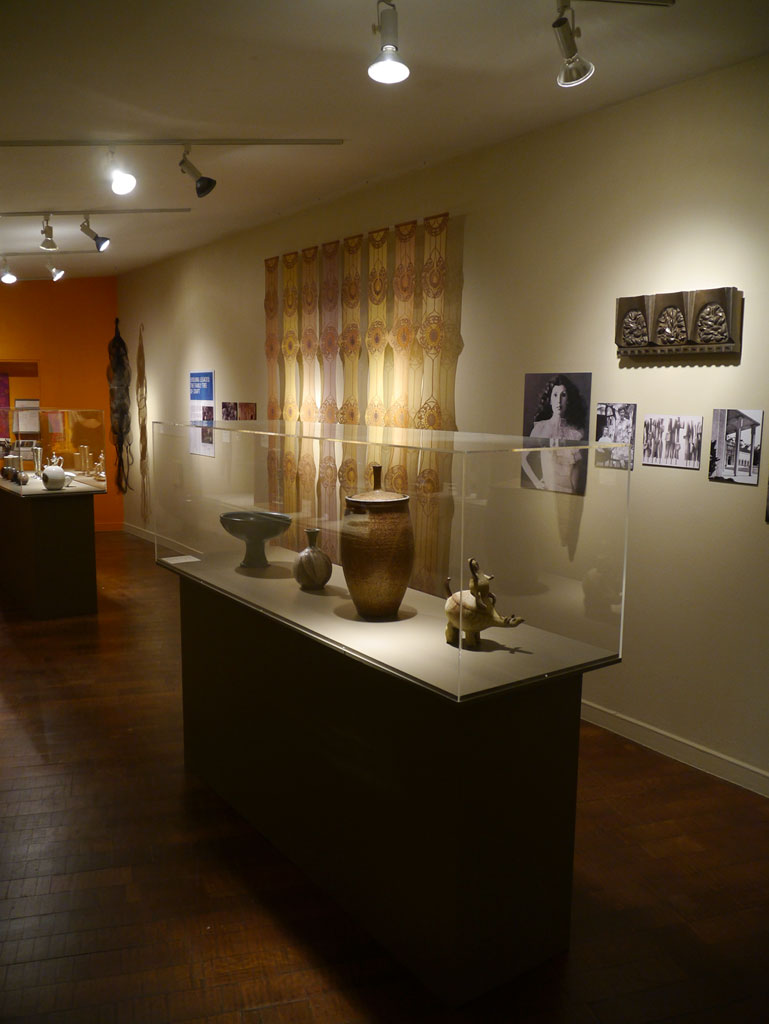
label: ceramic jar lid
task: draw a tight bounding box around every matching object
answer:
[345,463,409,508]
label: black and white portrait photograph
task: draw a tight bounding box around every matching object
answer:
[709,408,763,485]
[642,415,703,470]
[595,402,637,470]
[221,401,238,421]
[521,372,592,495]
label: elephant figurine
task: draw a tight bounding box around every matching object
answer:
[444,558,524,647]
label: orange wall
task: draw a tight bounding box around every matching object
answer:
[0,278,123,529]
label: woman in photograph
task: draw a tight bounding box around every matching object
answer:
[522,374,588,494]
[598,404,617,442]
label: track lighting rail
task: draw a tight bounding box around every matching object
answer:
[0,209,191,217]
[1,250,107,257]
[0,138,344,148]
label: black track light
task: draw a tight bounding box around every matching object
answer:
[80,216,110,252]
[179,149,216,198]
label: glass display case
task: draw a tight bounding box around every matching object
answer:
[0,407,108,496]
[152,420,630,701]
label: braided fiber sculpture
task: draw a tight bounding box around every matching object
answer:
[107,318,133,493]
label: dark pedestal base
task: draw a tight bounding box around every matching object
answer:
[0,488,97,618]
[179,576,583,1003]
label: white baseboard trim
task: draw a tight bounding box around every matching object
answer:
[581,700,769,799]
[122,522,155,544]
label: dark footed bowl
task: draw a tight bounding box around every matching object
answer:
[220,509,292,568]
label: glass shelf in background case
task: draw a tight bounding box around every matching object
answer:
[0,407,107,496]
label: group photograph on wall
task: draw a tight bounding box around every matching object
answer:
[595,402,637,470]
[642,415,703,470]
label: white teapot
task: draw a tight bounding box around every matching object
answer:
[41,464,75,491]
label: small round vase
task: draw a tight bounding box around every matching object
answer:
[293,527,332,591]
[340,463,414,620]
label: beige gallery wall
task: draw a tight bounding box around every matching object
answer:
[118,56,769,794]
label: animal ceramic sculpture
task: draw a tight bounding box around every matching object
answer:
[444,558,524,647]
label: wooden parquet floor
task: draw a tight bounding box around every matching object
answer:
[1,532,768,1023]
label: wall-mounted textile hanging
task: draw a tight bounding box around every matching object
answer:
[263,213,464,596]
[107,318,133,493]
[0,375,9,435]
[615,287,743,359]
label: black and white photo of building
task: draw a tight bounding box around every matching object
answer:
[709,408,763,485]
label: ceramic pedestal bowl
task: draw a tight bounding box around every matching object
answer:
[220,509,292,568]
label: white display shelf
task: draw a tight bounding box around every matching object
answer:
[0,475,107,498]
[160,547,618,701]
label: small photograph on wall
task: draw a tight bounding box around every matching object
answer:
[521,372,592,495]
[238,402,256,420]
[201,406,214,448]
[642,415,703,469]
[12,398,41,436]
[221,401,238,421]
[595,402,637,470]
[709,408,763,486]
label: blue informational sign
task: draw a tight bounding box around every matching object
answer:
[189,370,215,457]
[189,371,214,401]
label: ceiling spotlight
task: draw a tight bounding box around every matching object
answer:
[1,259,16,284]
[39,215,58,251]
[368,0,410,84]
[179,149,216,198]
[553,3,594,87]
[47,261,65,282]
[109,149,137,195]
[80,216,110,252]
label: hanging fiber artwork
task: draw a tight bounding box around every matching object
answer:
[263,212,464,595]
[107,317,134,493]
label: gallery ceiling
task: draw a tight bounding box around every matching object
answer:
[0,0,766,280]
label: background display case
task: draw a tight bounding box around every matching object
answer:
[0,406,107,496]
[152,420,630,701]
[0,408,107,617]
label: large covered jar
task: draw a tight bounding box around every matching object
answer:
[340,463,414,620]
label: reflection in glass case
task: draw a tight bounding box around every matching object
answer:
[0,407,107,495]
[152,420,630,701]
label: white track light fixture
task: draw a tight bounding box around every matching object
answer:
[109,151,137,195]
[39,215,58,251]
[47,261,65,281]
[553,3,594,87]
[179,149,216,198]
[80,216,110,252]
[553,1,675,88]
[368,0,410,84]
[1,259,16,284]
